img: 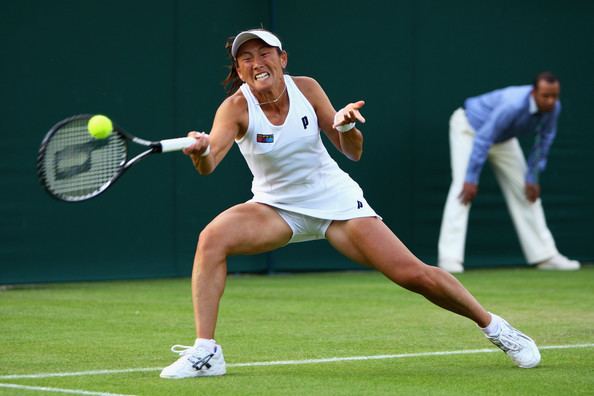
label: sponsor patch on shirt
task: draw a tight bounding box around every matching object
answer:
[257,133,274,143]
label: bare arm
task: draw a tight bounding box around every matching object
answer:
[183,94,248,175]
[294,76,365,161]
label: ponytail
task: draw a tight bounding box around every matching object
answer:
[222,35,243,96]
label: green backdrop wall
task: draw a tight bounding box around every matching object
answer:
[2,0,593,284]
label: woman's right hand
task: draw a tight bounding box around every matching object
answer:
[183,131,211,157]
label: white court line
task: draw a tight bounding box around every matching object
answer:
[0,383,135,396]
[1,343,592,380]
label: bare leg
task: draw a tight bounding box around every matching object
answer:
[326,217,491,327]
[192,203,292,339]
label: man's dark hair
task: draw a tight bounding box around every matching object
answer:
[533,71,559,89]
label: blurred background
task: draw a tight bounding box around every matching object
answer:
[2,0,593,283]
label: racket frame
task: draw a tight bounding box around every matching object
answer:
[37,114,195,202]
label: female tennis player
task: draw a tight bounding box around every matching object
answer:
[160,29,540,378]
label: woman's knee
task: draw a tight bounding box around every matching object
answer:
[195,225,229,266]
[392,263,436,293]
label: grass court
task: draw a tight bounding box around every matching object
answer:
[1,267,593,395]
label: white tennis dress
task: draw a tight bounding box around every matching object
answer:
[236,75,378,220]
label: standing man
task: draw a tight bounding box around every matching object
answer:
[438,72,580,273]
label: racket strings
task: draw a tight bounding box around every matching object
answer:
[39,118,127,200]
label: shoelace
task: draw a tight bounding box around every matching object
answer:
[490,325,529,352]
[170,344,216,370]
[170,344,218,355]
[170,344,194,355]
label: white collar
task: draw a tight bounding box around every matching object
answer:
[529,94,538,114]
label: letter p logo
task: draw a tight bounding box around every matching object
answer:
[301,116,309,129]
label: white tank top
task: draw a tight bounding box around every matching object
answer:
[236,75,377,220]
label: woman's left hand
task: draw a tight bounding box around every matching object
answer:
[333,100,366,128]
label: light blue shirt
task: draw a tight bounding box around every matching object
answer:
[463,85,560,184]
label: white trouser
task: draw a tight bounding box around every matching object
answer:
[438,108,558,265]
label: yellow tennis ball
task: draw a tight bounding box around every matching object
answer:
[88,115,113,139]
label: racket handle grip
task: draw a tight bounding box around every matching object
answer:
[160,137,196,152]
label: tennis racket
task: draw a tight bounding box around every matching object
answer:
[37,114,197,202]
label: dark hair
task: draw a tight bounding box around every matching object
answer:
[222,35,242,97]
[533,71,559,90]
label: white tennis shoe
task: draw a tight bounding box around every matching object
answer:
[486,318,541,368]
[160,340,226,379]
[537,254,580,271]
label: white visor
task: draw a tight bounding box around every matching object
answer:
[231,30,283,58]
